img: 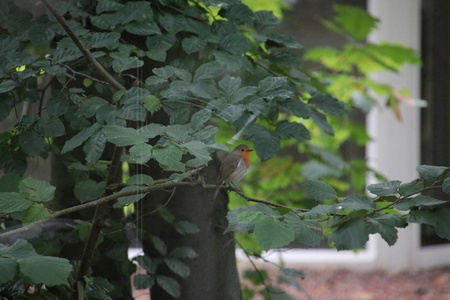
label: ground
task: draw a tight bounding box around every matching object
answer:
[132,266,450,299]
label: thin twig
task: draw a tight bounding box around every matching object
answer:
[40,0,125,91]
[60,63,110,85]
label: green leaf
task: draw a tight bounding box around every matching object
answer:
[169,247,198,259]
[125,21,161,35]
[36,116,65,137]
[150,236,167,256]
[127,174,154,186]
[158,207,175,224]
[115,186,147,207]
[254,10,280,32]
[226,203,279,233]
[219,32,252,55]
[416,165,449,181]
[398,179,424,196]
[0,239,38,258]
[19,177,55,202]
[165,125,190,142]
[0,192,32,213]
[17,256,73,286]
[266,33,302,49]
[309,93,346,115]
[0,257,17,284]
[244,269,269,285]
[443,178,450,193]
[182,36,207,54]
[280,99,311,119]
[190,109,212,130]
[159,13,187,33]
[19,129,44,156]
[283,213,323,247]
[135,255,157,274]
[143,95,162,115]
[243,124,280,161]
[395,195,446,211]
[156,275,181,298]
[367,180,401,196]
[174,221,200,234]
[152,144,183,166]
[165,258,190,279]
[328,218,370,250]
[74,180,106,203]
[0,173,21,192]
[103,125,148,146]
[112,57,144,73]
[0,80,17,93]
[62,123,102,153]
[333,5,379,40]
[193,61,225,82]
[339,194,376,211]
[96,0,124,14]
[276,121,310,141]
[433,208,450,240]
[302,180,337,201]
[22,203,51,225]
[310,109,334,136]
[254,217,295,250]
[129,143,152,164]
[367,214,405,246]
[83,130,107,164]
[87,32,120,49]
[134,274,154,290]
[46,93,70,117]
[219,3,254,25]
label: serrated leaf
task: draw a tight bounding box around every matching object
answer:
[254,10,280,32]
[143,95,162,115]
[36,117,65,137]
[19,129,44,156]
[174,221,200,235]
[220,3,254,25]
[416,165,449,181]
[190,109,212,130]
[340,194,376,211]
[394,195,446,211]
[46,93,70,117]
[226,203,279,233]
[219,32,252,55]
[283,213,323,247]
[0,192,32,213]
[87,32,120,49]
[280,99,311,119]
[276,121,310,141]
[62,123,102,153]
[129,143,152,164]
[165,258,190,279]
[22,203,51,225]
[19,177,55,202]
[156,275,181,298]
[367,214,404,246]
[193,61,225,82]
[0,239,38,258]
[182,36,207,54]
[152,144,183,166]
[328,218,369,250]
[309,93,346,115]
[302,180,337,201]
[74,180,106,203]
[266,33,302,49]
[165,125,190,142]
[112,57,144,73]
[103,125,148,146]
[367,180,401,196]
[243,124,280,161]
[0,80,17,93]
[18,256,73,286]
[254,217,295,250]
[125,21,161,35]
[83,131,106,164]
[398,179,424,196]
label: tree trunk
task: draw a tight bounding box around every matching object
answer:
[139,158,243,299]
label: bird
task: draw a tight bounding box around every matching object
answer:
[212,144,253,200]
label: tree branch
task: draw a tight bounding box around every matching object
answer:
[40,0,125,91]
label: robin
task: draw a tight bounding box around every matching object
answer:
[213,144,253,200]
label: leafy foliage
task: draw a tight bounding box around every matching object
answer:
[0,0,446,299]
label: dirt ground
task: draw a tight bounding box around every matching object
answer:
[132,266,450,300]
[281,267,450,300]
